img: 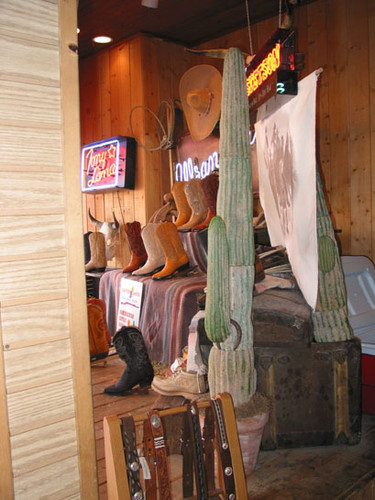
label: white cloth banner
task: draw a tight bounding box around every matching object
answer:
[255,71,318,309]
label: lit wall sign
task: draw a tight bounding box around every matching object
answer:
[174,152,219,182]
[81,136,136,193]
[246,28,298,112]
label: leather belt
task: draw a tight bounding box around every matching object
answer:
[143,417,156,500]
[187,402,209,500]
[211,398,236,499]
[182,412,194,498]
[121,416,143,500]
[148,409,172,500]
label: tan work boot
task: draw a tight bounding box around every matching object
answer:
[177,178,208,232]
[152,222,189,279]
[172,181,192,227]
[151,369,207,399]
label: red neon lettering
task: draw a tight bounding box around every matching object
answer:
[246,43,280,97]
[88,162,116,186]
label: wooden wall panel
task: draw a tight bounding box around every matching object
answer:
[1,299,70,349]
[7,379,75,435]
[0,0,96,498]
[10,418,77,477]
[0,215,65,258]
[4,339,72,393]
[347,0,372,256]
[0,173,64,214]
[12,455,80,500]
[0,258,67,304]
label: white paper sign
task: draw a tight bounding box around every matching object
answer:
[117,278,143,330]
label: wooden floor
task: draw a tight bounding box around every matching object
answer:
[92,356,375,500]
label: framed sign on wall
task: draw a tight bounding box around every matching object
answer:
[81,135,136,192]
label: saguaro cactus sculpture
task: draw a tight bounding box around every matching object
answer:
[312,169,353,342]
[204,48,256,408]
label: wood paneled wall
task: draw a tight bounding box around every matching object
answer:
[79,35,222,268]
[200,0,375,261]
[0,0,97,498]
[80,0,375,263]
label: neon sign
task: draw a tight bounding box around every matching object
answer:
[246,28,298,112]
[246,43,280,97]
[81,136,136,192]
[175,152,219,182]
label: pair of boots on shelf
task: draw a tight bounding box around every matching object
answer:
[123,221,189,279]
[172,172,219,232]
[104,326,154,396]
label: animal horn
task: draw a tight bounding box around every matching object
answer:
[88,208,103,228]
[112,211,120,229]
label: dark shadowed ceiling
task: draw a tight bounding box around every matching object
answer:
[77,0,316,60]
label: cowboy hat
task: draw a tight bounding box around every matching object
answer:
[179,64,222,142]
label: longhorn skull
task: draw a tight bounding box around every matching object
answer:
[88,208,120,261]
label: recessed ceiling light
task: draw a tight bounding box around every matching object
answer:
[93,35,113,44]
[77,28,80,34]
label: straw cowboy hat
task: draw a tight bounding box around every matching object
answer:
[179,64,222,142]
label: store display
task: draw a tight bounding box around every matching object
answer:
[104,326,154,396]
[122,221,148,273]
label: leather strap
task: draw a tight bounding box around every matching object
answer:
[187,402,209,500]
[202,405,215,492]
[148,409,172,500]
[211,398,236,499]
[121,416,143,500]
[182,412,194,498]
[143,418,156,500]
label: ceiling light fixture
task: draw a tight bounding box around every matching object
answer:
[141,0,159,8]
[93,35,113,44]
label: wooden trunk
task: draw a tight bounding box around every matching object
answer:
[255,337,362,450]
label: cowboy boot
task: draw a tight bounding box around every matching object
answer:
[152,222,189,279]
[192,173,219,231]
[85,232,107,271]
[177,178,208,232]
[172,181,192,227]
[132,223,166,276]
[104,326,154,395]
[122,221,148,273]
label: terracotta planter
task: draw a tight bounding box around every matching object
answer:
[236,411,269,476]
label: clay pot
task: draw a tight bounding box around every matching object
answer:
[236,411,269,476]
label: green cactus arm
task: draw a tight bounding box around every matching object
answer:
[204,216,231,343]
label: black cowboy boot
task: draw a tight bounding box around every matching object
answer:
[104,326,154,396]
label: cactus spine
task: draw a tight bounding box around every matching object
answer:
[204,48,256,408]
[312,170,353,342]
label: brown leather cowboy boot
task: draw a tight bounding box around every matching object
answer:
[192,172,219,231]
[122,221,148,273]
